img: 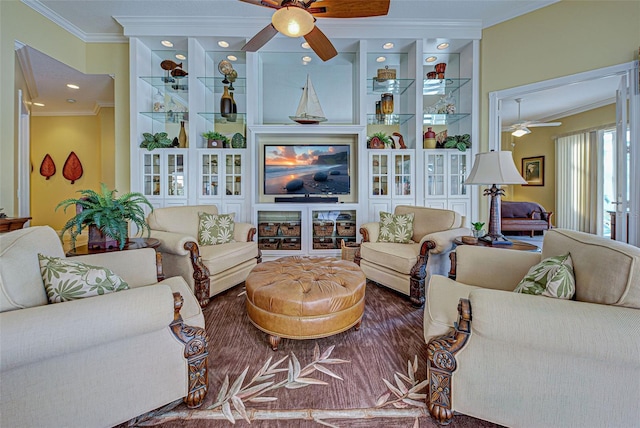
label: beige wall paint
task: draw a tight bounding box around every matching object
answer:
[30,115,104,230]
[1,0,128,218]
[478,0,639,223]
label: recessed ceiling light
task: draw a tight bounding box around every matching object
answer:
[66,84,79,89]
[383,42,394,49]
[437,43,449,50]
[302,56,312,62]
[161,40,173,48]
[301,42,310,49]
[218,41,229,48]
[376,56,386,62]
[425,56,437,63]
[227,55,237,61]
[66,98,76,103]
[175,54,186,60]
[33,102,45,107]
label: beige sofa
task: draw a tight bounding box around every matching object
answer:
[357,205,469,306]
[424,229,640,427]
[0,226,208,428]
[147,205,260,307]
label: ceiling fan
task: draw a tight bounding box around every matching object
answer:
[503,98,562,137]
[239,0,391,61]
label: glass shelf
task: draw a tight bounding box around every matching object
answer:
[140,111,189,123]
[423,78,470,95]
[197,77,246,94]
[140,76,189,93]
[368,79,415,95]
[367,113,415,125]
[422,113,470,125]
[198,112,247,123]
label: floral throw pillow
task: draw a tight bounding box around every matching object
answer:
[198,212,235,245]
[514,253,575,299]
[38,254,129,303]
[377,211,415,244]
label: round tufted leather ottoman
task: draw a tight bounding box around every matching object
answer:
[245,256,366,350]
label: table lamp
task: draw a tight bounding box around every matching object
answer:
[465,150,527,245]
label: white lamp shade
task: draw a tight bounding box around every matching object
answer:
[272,7,315,37]
[465,151,527,185]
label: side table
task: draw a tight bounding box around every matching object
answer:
[0,217,31,233]
[449,236,540,279]
[66,237,164,282]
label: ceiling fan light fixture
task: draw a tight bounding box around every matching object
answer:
[272,6,314,38]
[512,127,531,137]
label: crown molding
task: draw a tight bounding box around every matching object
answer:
[22,0,127,43]
[540,97,616,122]
[115,16,483,40]
[483,0,559,28]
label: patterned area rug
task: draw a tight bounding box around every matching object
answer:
[128,281,501,428]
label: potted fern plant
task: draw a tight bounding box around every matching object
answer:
[56,183,154,250]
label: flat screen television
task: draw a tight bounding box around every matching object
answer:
[263,144,351,200]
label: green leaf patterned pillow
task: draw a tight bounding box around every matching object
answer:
[377,211,415,243]
[198,212,235,245]
[38,254,129,303]
[514,253,575,299]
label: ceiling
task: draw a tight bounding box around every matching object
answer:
[20,0,617,122]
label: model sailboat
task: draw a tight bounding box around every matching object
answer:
[289,74,327,124]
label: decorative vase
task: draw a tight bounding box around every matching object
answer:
[424,127,437,148]
[472,229,485,239]
[227,91,237,122]
[220,86,233,119]
[88,224,119,250]
[178,121,187,148]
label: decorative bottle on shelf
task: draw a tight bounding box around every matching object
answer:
[424,127,437,149]
[220,86,233,119]
[228,91,237,122]
[178,121,187,148]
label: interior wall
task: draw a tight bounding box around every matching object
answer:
[30,115,105,230]
[501,103,616,218]
[1,0,128,217]
[99,107,116,188]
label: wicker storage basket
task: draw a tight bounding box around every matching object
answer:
[258,238,280,250]
[336,221,356,237]
[258,222,280,237]
[313,221,334,237]
[313,237,336,250]
[340,239,361,262]
[281,238,301,250]
[279,222,301,237]
[376,66,396,81]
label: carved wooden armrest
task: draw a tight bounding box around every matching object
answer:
[359,227,371,243]
[184,242,211,308]
[247,227,256,242]
[408,240,436,308]
[170,292,209,408]
[427,298,472,425]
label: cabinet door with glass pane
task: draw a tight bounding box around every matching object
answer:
[369,152,389,197]
[224,151,244,197]
[199,151,220,197]
[142,152,162,198]
[425,151,446,197]
[166,150,187,198]
[448,152,467,197]
[392,152,413,198]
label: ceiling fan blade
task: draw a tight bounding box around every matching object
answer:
[307,0,390,18]
[238,0,281,9]
[304,26,338,61]
[527,122,562,127]
[242,23,279,52]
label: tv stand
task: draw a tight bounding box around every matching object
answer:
[275,196,339,203]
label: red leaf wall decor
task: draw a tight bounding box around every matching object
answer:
[63,152,83,184]
[39,154,56,179]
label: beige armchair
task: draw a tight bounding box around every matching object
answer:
[424,229,640,427]
[0,226,208,428]
[356,205,469,307]
[147,205,260,307]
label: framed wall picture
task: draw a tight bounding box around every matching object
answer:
[522,156,544,186]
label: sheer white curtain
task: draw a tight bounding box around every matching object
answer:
[555,131,599,233]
